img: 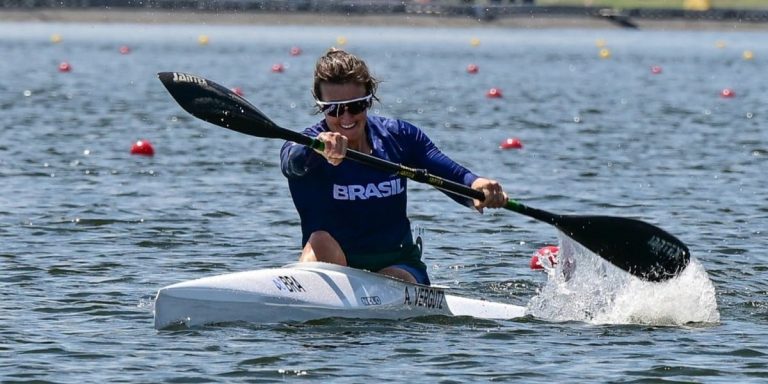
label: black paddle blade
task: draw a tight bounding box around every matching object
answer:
[553,214,689,282]
[157,72,309,144]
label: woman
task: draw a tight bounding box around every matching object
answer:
[280,48,507,285]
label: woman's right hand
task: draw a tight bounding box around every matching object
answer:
[315,132,348,166]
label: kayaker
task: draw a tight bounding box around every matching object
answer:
[280,48,507,285]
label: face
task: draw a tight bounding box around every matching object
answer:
[318,82,370,146]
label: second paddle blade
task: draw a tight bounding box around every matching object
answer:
[553,214,690,282]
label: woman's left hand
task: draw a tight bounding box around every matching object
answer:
[471,178,507,213]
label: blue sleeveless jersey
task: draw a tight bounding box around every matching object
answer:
[280,115,478,256]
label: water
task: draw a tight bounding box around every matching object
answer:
[1,20,766,383]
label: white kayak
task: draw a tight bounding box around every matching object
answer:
[153,261,526,329]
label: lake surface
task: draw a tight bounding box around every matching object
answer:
[1,20,766,383]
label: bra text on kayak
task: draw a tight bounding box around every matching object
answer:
[272,275,306,293]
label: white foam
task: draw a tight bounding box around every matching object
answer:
[527,232,720,326]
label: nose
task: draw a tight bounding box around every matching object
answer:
[335,105,352,118]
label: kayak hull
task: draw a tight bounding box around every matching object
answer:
[153,262,526,329]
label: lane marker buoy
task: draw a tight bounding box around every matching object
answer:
[499,138,523,150]
[530,245,559,270]
[720,88,735,98]
[486,87,503,98]
[130,139,155,156]
[58,62,72,72]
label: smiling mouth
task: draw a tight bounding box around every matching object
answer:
[340,123,356,130]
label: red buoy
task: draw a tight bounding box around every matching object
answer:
[290,46,302,56]
[58,61,72,72]
[232,87,244,96]
[650,65,662,74]
[720,88,735,98]
[119,45,131,55]
[499,137,523,150]
[130,139,155,156]
[271,63,284,73]
[486,87,502,98]
[466,64,479,74]
[530,245,559,270]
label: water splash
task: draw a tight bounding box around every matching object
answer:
[527,232,720,326]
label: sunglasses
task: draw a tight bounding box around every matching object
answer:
[315,94,372,117]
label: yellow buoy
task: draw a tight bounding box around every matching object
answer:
[198,35,209,45]
[599,48,611,59]
[470,37,481,47]
[684,0,710,11]
[336,36,347,46]
[715,40,727,49]
[743,50,754,60]
[50,34,62,44]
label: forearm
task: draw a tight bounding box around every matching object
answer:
[280,142,323,178]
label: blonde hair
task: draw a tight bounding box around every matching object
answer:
[313,48,379,101]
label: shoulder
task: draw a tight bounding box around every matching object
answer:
[367,115,422,139]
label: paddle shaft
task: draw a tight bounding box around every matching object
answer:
[287,127,554,218]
